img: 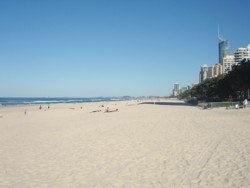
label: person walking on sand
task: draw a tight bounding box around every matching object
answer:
[39,105,42,110]
[243,99,248,108]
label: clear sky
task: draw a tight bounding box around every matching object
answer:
[0,0,249,97]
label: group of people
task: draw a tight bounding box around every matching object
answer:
[235,99,248,109]
[104,107,119,113]
[90,107,119,113]
[39,105,50,110]
[37,104,119,113]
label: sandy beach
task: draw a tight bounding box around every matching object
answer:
[0,99,250,187]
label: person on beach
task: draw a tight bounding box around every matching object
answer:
[235,104,239,109]
[104,107,118,113]
[39,105,42,110]
[24,109,27,115]
[90,110,101,113]
[243,99,248,108]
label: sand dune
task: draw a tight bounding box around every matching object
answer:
[0,100,250,187]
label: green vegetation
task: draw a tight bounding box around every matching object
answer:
[179,59,250,103]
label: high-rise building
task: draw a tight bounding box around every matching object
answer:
[222,55,235,73]
[207,67,213,78]
[200,64,208,83]
[199,64,223,83]
[234,44,250,63]
[198,28,237,83]
[218,37,230,64]
[172,83,180,97]
[213,63,223,76]
[174,83,180,91]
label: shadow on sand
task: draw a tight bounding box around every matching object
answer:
[140,101,195,106]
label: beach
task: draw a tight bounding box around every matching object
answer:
[0,99,250,187]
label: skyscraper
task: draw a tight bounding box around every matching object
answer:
[218,38,230,64]
[199,64,208,83]
[172,83,180,97]
[218,27,230,64]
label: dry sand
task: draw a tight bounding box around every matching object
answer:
[0,99,250,187]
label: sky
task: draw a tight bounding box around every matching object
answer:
[0,0,250,97]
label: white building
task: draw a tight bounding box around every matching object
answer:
[213,63,223,76]
[222,55,236,73]
[172,83,180,97]
[200,64,208,83]
[234,44,250,63]
[199,64,223,83]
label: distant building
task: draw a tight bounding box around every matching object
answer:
[207,66,213,78]
[213,63,223,76]
[199,29,233,83]
[199,64,223,83]
[218,29,230,64]
[197,29,250,84]
[200,64,208,83]
[234,44,250,63]
[222,55,236,73]
[172,83,180,97]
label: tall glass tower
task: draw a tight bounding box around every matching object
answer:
[218,38,230,64]
[218,27,230,64]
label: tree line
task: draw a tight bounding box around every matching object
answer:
[179,59,250,102]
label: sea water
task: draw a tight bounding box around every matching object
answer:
[0,97,130,106]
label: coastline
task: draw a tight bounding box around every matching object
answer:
[0,97,136,107]
[0,99,250,187]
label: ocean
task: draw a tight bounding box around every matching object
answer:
[0,97,131,106]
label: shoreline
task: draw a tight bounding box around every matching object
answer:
[0,99,139,109]
[0,96,144,107]
[1,99,249,187]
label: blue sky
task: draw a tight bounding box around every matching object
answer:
[0,0,249,97]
